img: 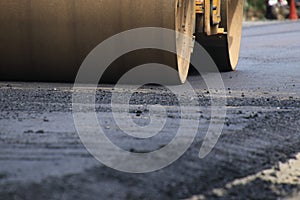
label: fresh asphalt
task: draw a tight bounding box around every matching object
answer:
[0,21,300,199]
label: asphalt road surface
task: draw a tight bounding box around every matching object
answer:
[0,21,300,200]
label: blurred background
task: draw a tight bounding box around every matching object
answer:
[244,0,300,20]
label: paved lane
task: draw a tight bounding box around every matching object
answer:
[0,21,300,199]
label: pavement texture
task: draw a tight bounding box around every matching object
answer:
[0,21,300,199]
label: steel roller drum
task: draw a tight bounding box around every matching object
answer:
[196,0,243,72]
[0,0,195,83]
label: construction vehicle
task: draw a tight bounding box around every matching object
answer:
[0,0,243,83]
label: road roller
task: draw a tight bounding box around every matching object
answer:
[0,0,243,83]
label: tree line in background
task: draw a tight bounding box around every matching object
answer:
[244,0,296,20]
[244,0,266,20]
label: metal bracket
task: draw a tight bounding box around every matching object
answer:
[196,0,204,14]
[204,0,223,35]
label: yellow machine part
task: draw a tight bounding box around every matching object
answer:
[196,0,244,71]
[0,0,243,82]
